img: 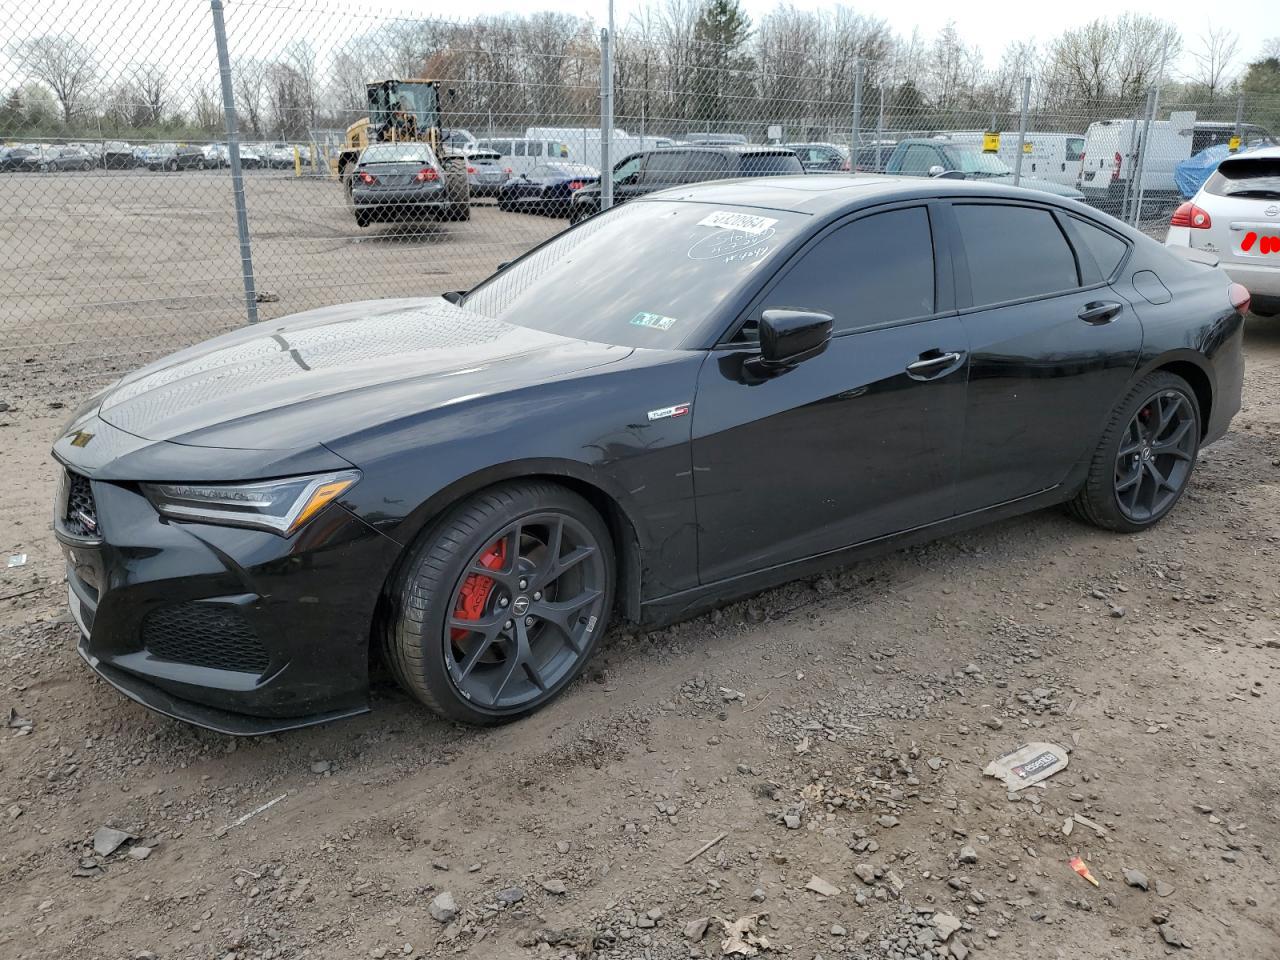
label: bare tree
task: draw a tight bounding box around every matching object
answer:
[7,34,97,124]
[1188,26,1239,101]
[284,40,317,131]
[133,64,167,126]
[233,59,268,137]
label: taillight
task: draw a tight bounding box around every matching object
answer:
[1170,202,1212,229]
[466,165,476,174]
[504,167,513,174]
[1228,282,1251,315]
[358,171,376,185]
[414,167,439,182]
[839,160,851,171]
[1110,151,1122,182]
[568,180,584,191]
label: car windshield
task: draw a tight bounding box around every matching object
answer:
[461,200,809,348]
[361,144,436,164]
[943,146,1011,176]
[1206,157,1280,199]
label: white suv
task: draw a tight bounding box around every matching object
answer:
[1165,146,1280,316]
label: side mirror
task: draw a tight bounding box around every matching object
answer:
[928,164,946,177]
[755,309,833,370]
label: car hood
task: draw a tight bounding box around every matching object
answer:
[95,297,632,451]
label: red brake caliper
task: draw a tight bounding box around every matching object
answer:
[451,538,507,641]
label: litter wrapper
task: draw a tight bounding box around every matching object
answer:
[982,741,1069,792]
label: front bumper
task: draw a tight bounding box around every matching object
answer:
[55,462,401,735]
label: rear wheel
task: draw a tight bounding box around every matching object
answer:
[384,482,614,725]
[166,159,179,172]
[1069,371,1200,532]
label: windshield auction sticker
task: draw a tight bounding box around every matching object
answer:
[697,211,779,235]
[630,311,680,331]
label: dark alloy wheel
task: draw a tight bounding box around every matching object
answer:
[1112,390,1197,523]
[384,482,615,724]
[1070,371,1201,532]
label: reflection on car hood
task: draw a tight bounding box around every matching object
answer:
[96,297,631,450]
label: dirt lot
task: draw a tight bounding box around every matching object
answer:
[0,180,1278,960]
[0,168,562,395]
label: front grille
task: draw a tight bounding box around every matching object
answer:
[63,471,99,538]
[142,603,271,674]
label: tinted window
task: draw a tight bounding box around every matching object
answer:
[1063,216,1128,280]
[686,151,732,179]
[899,144,939,175]
[1204,157,1280,199]
[613,154,643,182]
[760,207,935,334]
[487,140,513,155]
[953,204,1078,306]
[463,200,808,348]
[739,152,803,176]
[643,151,696,181]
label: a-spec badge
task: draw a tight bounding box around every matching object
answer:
[647,403,691,422]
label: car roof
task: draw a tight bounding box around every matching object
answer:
[1222,145,1280,161]
[645,144,793,155]
[642,174,1091,217]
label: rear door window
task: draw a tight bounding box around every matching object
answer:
[754,206,935,335]
[642,151,695,183]
[952,203,1079,307]
[739,152,803,176]
[686,151,732,180]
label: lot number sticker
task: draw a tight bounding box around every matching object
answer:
[697,211,779,235]
[630,311,680,331]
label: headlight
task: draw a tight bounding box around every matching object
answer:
[141,470,360,536]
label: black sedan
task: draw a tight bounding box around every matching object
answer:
[497,162,599,216]
[349,142,469,227]
[53,177,1245,734]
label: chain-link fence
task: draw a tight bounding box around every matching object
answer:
[2,0,1278,389]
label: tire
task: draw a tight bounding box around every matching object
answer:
[166,159,178,172]
[81,160,91,171]
[1069,371,1201,533]
[354,210,371,228]
[383,481,615,725]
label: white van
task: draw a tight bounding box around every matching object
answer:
[473,137,572,177]
[1077,112,1197,208]
[946,131,1085,188]
[523,127,675,172]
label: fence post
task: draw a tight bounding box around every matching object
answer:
[600,27,613,212]
[1012,76,1031,187]
[1130,87,1158,225]
[1233,92,1244,149]
[874,83,885,172]
[851,60,863,164]
[210,0,258,325]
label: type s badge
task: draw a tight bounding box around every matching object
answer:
[647,402,691,422]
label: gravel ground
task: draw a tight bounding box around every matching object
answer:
[0,205,1278,960]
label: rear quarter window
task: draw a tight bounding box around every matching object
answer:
[1062,216,1129,281]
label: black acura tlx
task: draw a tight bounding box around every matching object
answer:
[53,176,1246,733]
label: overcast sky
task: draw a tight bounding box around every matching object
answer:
[562,0,1277,72]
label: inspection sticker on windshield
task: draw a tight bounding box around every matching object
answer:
[630,311,679,331]
[697,211,778,235]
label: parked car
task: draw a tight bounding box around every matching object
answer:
[684,132,748,145]
[267,144,296,169]
[884,139,1085,199]
[0,146,39,172]
[569,145,805,222]
[497,162,599,216]
[1175,141,1276,199]
[40,146,95,172]
[946,131,1085,189]
[786,142,850,173]
[50,176,1245,733]
[852,144,894,173]
[142,143,208,171]
[443,128,477,150]
[238,145,263,169]
[461,148,508,196]
[1165,146,1280,316]
[472,137,572,178]
[101,141,136,169]
[349,141,470,227]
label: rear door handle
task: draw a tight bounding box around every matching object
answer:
[906,350,966,381]
[1078,301,1123,325]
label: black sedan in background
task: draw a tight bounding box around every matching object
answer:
[787,142,851,173]
[0,146,38,171]
[349,142,470,227]
[497,162,599,216]
[53,177,1244,734]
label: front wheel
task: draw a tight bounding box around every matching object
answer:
[166,159,178,172]
[1069,371,1201,532]
[383,482,615,725]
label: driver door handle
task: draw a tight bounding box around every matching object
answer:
[906,350,966,381]
[1078,301,1123,325]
